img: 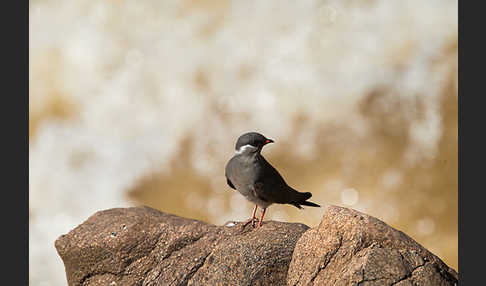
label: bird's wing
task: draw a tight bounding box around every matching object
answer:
[252,156,296,204]
[225,156,237,191]
[226,177,236,190]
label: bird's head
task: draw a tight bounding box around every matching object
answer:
[235,132,274,155]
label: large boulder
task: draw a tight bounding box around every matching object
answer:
[55,205,458,286]
[54,206,308,286]
[287,205,458,286]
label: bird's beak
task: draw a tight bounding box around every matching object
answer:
[265,139,274,145]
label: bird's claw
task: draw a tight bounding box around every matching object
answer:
[241,217,258,228]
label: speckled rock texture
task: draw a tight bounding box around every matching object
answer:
[55,205,458,286]
[55,206,309,286]
[287,205,458,286]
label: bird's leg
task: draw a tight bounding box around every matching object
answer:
[242,205,258,227]
[257,208,266,228]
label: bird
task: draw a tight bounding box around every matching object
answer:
[225,132,320,228]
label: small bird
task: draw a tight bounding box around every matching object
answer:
[225,132,320,228]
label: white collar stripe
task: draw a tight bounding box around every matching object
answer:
[235,144,257,154]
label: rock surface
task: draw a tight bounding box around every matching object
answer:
[55,205,458,286]
[55,206,308,286]
[287,206,458,286]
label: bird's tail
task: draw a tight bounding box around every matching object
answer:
[289,190,321,209]
[298,200,321,207]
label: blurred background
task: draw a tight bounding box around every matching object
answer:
[29,0,457,285]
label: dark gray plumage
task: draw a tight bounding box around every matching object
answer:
[225,132,320,228]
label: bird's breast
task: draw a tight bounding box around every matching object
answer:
[226,156,261,188]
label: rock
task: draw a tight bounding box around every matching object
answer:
[55,205,458,286]
[287,205,458,286]
[55,206,309,286]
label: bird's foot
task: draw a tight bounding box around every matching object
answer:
[241,217,258,228]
